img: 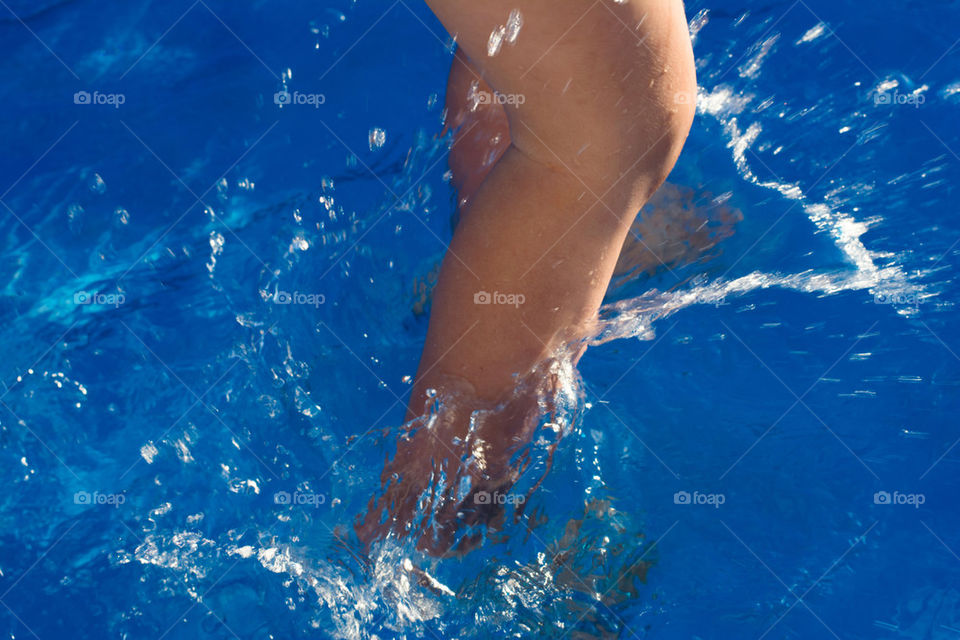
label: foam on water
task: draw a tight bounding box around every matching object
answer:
[596,59,933,348]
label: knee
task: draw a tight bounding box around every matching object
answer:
[505,0,697,202]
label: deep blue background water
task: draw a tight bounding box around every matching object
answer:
[1,0,959,638]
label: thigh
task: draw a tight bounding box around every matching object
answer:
[424,0,696,188]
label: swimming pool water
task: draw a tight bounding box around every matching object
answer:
[1,0,959,638]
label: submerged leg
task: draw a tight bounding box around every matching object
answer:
[359,0,696,554]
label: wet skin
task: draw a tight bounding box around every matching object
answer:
[357,0,697,555]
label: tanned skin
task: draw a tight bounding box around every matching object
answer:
[358,0,697,555]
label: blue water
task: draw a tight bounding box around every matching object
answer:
[1,0,959,638]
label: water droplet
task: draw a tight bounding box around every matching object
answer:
[140,442,159,464]
[487,25,506,56]
[291,233,309,251]
[368,127,386,150]
[505,9,523,43]
[90,173,106,194]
